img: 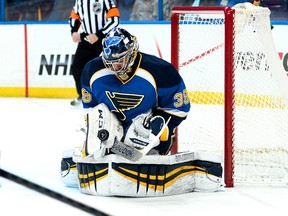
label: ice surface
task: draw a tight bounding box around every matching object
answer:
[0,98,288,216]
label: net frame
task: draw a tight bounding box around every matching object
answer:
[171,6,235,187]
[171,4,288,188]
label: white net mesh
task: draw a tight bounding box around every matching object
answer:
[174,3,288,185]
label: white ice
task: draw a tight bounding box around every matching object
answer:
[0,97,288,216]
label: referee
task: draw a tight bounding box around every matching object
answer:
[69,0,120,106]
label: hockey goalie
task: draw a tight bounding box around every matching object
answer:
[61,27,223,197]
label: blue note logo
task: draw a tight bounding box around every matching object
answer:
[106,91,144,121]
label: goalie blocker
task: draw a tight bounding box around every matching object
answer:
[61,149,223,196]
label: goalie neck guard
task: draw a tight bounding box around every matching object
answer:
[102,27,139,78]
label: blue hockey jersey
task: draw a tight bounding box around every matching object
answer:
[81,52,190,154]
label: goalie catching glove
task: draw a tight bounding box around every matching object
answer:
[84,103,123,158]
[123,111,169,151]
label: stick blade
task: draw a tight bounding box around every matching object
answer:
[111,140,143,162]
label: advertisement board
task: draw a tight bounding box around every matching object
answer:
[0,23,286,98]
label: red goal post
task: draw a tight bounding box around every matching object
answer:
[171,4,288,187]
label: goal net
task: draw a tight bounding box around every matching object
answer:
[171,3,288,187]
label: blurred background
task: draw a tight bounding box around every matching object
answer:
[1,0,287,22]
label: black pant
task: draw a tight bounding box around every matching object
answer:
[71,38,102,97]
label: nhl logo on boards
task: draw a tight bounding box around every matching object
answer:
[93,2,101,14]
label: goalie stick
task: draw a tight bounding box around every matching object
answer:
[0,168,109,216]
[110,117,171,161]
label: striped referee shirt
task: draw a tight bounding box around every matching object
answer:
[70,0,120,39]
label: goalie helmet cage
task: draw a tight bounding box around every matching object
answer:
[171,3,288,187]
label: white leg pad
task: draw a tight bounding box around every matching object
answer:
[61,148,81,188]
[72,151,223,196]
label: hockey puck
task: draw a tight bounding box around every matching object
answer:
[97,129,109,141]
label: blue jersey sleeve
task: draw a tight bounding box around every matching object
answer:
[80,58,101,109]
[140,53,190,154]
[142,53,190,127]
[153,74,190,155]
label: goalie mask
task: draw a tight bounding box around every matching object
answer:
[102,27,139,77]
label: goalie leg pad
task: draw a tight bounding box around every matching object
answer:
[73,151,223,196]
[61,148,80,188]
[194,160,223,192]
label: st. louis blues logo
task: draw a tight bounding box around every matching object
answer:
[104,36,121,54]
[106,91,144,121]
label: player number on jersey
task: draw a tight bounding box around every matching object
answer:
[81,88,92,103]
[174,89,190,107]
